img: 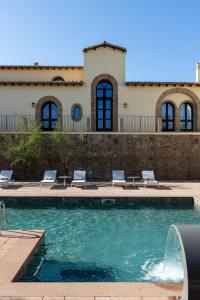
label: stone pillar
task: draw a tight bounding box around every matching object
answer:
[175,108,181,132]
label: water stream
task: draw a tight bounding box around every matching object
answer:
[144,226,184,282]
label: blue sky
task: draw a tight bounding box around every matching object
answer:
[0,0,200,81]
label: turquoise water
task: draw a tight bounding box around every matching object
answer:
[6,201,200,282]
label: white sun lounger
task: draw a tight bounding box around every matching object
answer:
[0,170,13,188]
[71,170,86,188]
[112,170,127,188]
[142,170,159,188]
[40,170,57,188]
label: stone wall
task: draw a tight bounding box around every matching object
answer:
[78,134,200,180]
[0,133,200,180]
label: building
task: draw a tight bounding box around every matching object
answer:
[0,41,200,133]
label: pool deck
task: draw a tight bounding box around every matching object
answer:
[0,180,200,201]
[0,182,193,300]
[0,230,182,300]
[0,230,44,284]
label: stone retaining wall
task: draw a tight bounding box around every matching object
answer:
[0,133,199,180]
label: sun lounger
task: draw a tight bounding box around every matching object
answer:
[0,170,13,188]
[142,170,159,188]
[112,170,127,188]
[40,170,57,188]
[71,170,86,188]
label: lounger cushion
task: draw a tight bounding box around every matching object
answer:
[71,171,86,186]
[73,171,86,181]
[112,170,125,181]
[72,180,85,183]
[0,176,9,180]
[40,180,55,183]
[74,176,83,180]
[113,175,124,180]
[144,180,159,185]
[112,180,126,184]
[0,170,13,181]
[142,170,155,181]
[41,170,57,183]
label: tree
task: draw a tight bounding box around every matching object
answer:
[6,125,42,179]
[50,127,85,175]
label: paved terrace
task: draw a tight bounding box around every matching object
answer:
[0,230,182,300]
[0,180,200,200]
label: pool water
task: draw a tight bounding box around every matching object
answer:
[6,200,200,282]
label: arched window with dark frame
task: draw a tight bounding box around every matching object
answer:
[52,76,65,82]
[180,102,193,131]
[71,104,82,121]
[96,80,113,131]
[41,101,58,130]
[162,102,175,131]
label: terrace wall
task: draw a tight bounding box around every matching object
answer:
[0,133,199,181]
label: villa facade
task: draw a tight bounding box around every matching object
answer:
[0,41,200,133]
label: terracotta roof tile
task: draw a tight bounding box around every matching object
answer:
[126,81,199,87]
[83,41,126,53]
[0,81,83,86]
[0,65,83,70]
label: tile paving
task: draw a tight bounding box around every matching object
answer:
[0,180,199,199]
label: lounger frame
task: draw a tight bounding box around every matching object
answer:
[71,170,86,188]
[0,170,13,188]
[40,170,57,188]
[112,170,127,188]
[142,170,159,188]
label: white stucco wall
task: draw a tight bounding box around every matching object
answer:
[0,69,83,81]
[0,86,88,115]
[0,84,199,115]
[118,86,197,116]
[83,47,126,84]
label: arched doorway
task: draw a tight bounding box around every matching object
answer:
[96,80,113,131]
[41,101,58,130]
[91,74,118,131]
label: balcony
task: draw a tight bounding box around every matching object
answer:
[0,114,195,133]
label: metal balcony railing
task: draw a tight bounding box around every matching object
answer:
[118,115,157,132]
[0,114,196,132]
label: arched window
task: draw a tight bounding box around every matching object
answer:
[162,102,175,131]
[71,104,82,121]
[41,102,58,130]
[52,76,65,82]
[96,80,113,131]
[180,103,193,131]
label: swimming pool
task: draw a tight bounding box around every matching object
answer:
[3,197,200,282]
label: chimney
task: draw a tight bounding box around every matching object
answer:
[196,63,200,82]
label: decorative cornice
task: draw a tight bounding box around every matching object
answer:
[0,81,84,86]
[0,65,83,70]
[126,81,200,87]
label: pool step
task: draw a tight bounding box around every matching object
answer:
[101,198,116,205]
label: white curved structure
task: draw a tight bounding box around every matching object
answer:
[171,225,200,300]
